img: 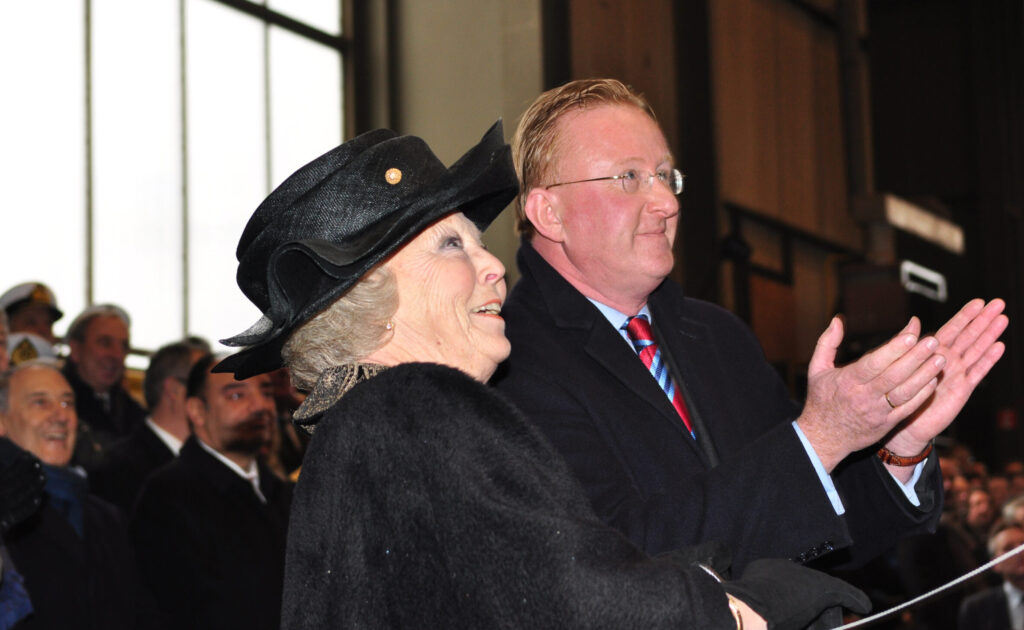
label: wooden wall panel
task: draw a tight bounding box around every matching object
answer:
[711,0,781,216]
[568,0,679,152]
[812,34,857,246]
[710,0,863,366]
[775,5,819,230]
[750,274,796,364]
[791,243,840,360]
[712,0,859,249]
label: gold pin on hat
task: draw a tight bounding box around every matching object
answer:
[11,338,39,365]
[385,168,402,185]
[30,284,49,304]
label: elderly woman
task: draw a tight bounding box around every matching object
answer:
[216,122,868,630]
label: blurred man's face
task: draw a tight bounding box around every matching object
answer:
[8,303,57,345]
[967,489,995,529]
[189,370,275,463]
[989,476,1010,508]
[69,315,129,393]
[951,474,971,517]
[0,365,77,466]
[940,456,960,497]
[993,527,1024,588]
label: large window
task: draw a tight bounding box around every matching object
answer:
[0,0,344,367]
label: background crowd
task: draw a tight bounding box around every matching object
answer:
[0,281,305,629]
[0,278,1018,630]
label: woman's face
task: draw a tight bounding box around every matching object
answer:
[382,212,510,382]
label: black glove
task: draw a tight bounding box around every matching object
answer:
[724,558,870,630]
[0,438,46,535]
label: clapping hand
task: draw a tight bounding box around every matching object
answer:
[797,299,1006,480]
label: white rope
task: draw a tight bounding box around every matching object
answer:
[830,540,1024,629]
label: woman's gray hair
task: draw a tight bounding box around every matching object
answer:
[282,265,397,391]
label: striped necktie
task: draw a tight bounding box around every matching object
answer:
[623,314,695,438]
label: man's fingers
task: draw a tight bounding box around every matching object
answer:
[956,313,1008,370]
[808,316,843,376]
[934,298,995,350]
[877,341,946,406]
[964,341,1006,388]
[900,316,922,338]
[893,375,940,417]
[849,321,923,383]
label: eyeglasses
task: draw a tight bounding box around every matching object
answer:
[544,168,685,196]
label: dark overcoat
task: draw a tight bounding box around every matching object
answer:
[131,436,292,630]
[62,362,147,473]
[281,362,736,629]
[958,585,1013,630]
[4,491,158,629]
[89,422,175,512]
[495,241,941,571]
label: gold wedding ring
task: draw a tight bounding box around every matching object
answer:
[884,392,897,409]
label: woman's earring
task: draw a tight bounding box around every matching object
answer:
[385,320,394,331]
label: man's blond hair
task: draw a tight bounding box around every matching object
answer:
[511,78,658,239]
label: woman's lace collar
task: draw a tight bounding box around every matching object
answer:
[293,363,388,434]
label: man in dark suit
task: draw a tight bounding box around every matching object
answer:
[62,304,147,472]
[495,78,1008,571]
[959,522,1024,630]
[90,340,203,511]
[0,361,159,629]
[131,354,291,630]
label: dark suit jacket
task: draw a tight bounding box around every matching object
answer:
[89,421,176,513]
[131,437,292,630]
[959,585,1013,630]
[63,362,147,473]
[495,241,940,571]
[5,492,159,629]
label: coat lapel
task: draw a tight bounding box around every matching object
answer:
[182,439,267,512]
[520,242,702,454]
[648,291,722,465]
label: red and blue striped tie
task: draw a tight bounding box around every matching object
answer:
[624,315,695,438]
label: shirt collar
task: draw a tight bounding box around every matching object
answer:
[195,437,266,503]
[146,417,184,455]
[586,298,652,343]
[1004,580,1024,606]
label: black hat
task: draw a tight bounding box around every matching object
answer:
[216,120,518,379]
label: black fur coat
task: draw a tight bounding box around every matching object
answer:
[280,362,736,629]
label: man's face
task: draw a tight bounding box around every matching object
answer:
[544,104,679,304]
[8,304,57,345]
[0,365,77,466]
[967,489,994,528]
[190,370,275,460]
[69,315,129,393]
[993,527,1024,587]
[989,476,1010,507]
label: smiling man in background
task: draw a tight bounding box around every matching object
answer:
[0,361,157,629]
[61,303,146,471]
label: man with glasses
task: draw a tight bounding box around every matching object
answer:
[494,78,1007,572]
